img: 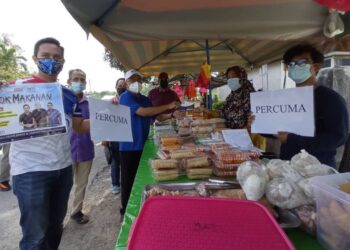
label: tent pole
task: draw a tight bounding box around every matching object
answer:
[205,40,212,109]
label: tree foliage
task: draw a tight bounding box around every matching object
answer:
[103,49,152,83]
[0,34,30,82]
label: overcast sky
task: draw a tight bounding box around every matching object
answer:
[1,0,124,92]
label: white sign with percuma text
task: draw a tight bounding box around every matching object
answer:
[89,98,133,142]
[250,86,314,137]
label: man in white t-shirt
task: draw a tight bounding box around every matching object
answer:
[5,37,89,250]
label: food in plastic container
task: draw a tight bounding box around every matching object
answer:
[210,189,246,199]
[151,159,179,170]
[183,157,210,169]
[160,144,182,151]
[310,173,350,250]
[187,174,211,180]
[170,149,196,159]
[153,169,179,181]
[178,127,192,137]
[209,143,232,151]
[186,168,212,175]
[213,161,239,171]
[266,177,311,209]
[213,150,250,164]
[177,119,192,128]
[160,136,181,146]
[213,168,237,177]
[293,163,337,178]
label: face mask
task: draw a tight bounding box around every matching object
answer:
[227,78,241,91]
[128,82,142,94]
[288,64,312,84]
[160,79,169,89]
[117,88,126,96]
[37,58,63,76]
[71,82,86,93]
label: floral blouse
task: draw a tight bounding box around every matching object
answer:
[221,80,255,129]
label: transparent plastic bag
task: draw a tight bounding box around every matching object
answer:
[266,177,311,209]
[237,161,268,201]
[266,159,290,179]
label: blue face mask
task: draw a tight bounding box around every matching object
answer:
[71,82,86,93]
[227,78,241,91]
[37,58,63,76]
[288,64,312,84]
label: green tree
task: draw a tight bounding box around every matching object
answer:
[104,49,152,83]
[0,34,30,82]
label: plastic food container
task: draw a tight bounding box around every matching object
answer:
[183,157,210,169]
[213,168,237,177]
[213,160,240,171]
[212,150,250,164]
[310,173,350,250]
[128,197,295,250]
[153,169,180,182]
[151,159,179,170]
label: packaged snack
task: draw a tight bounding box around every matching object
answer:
[153,169,179,181]
[184,157,210,169]
[160,144,182,151]
[186,168,212,175]
[213,168,237,177]
[151,159,179,170]
[160,136,181,146]
[213,150,250,164]
[213,161,239,171]
[209,143,232,151]
[170,150,196,159]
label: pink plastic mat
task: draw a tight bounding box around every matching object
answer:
[128,196,295,250]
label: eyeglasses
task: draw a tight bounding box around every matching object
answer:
[288,59,312,67]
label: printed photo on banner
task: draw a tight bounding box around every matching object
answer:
[250,86,315,137]
[88,98,133,142]
[0,83,67,144]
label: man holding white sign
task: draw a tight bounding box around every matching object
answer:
[250,44,348,167]
[119,69,180,216]
[2,37,90,250]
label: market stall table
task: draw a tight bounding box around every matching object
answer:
[115,140,325,250]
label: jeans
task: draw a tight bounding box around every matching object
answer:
[110,142,120,187]
[120,150,143,215]
[13,166,73,250]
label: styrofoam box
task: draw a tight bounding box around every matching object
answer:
[310,173,350,250]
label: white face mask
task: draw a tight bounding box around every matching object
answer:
[227,78,241,92]
[128,81,142,94]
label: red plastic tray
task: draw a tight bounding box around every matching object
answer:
[128,196,295,250]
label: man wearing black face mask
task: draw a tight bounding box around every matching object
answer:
[102,78,127,194]
[148,72,181,114]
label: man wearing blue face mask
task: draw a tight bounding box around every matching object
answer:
[67,69,95,224]
[4,38,90,249]
[276,44,348,167]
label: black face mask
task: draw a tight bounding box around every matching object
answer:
[117,88,126,96]
[160,79,169,89]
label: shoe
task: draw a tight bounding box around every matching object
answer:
[71,211,89,224]
[0,181,11,191]
[112,185,120,194]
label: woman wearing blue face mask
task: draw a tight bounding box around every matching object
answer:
[221,66,255,129]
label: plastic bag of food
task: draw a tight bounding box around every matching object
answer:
[237,161,268,201]
[266,177,311,209]
[266,159,290,179]
[293,163,337,178]
[292,205,316,235]
[291,150,320,169]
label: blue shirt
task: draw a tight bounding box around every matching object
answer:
[119,91,153,151]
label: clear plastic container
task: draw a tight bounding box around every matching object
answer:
[170,149,196,159]
[151,159,179,170]
[213,168,237,177]
[153,169,180,182]
[212,149,251,164]
[183,157,210,169]
[213,160,240,171]
[310,173,350,250]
